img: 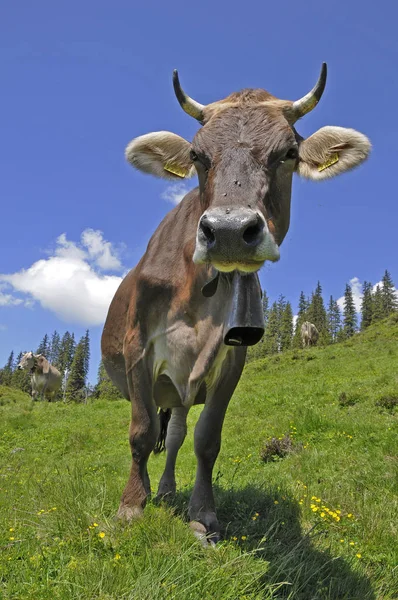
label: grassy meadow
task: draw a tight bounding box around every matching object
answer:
[0,318,397,599]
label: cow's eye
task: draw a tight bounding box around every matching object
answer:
[190,150,198,161]
[284,147,299,161]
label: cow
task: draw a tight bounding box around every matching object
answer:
[17,352,62,401]
[301,321,319,348]
[101,64,371,544]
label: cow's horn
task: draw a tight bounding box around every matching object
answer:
[173,70,205,124]
[292,63,327,119]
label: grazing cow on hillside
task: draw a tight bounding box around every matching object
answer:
[102,64,371,544]
[301,321,319,348]
[17,352,62,401]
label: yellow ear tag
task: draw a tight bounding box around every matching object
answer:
[317,153,339,172]
[164,162,187,178]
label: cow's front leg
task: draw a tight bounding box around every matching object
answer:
[117,361,159,522]
[189,349,246,544]
[157,406,189,498]
[41,383,49,402]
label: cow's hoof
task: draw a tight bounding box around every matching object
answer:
[189,520,220,548]
[156,479,176,502]
[116,504,143,522]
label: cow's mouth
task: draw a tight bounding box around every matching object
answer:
[211,260,265,274]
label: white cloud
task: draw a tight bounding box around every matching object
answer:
[81,229,122,271]
[0,229,124,326]
[0,290,22,307]
[161,182,192,205]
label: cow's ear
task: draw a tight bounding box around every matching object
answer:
[125,131,195,180]
[296,126,371,181]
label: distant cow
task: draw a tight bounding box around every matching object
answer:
[17,352,62,401]
[301,322,319,348]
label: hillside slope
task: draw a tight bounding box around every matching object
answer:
[0,318,397,599]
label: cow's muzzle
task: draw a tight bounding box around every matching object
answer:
[193,208,279,272]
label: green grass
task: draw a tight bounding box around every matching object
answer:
[0,318,397,599]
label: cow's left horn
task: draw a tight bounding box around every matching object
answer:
[292,63,327,119]
[173,70,205,124]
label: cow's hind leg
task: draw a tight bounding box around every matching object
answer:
[117,362,159,521]
[156,406,189,499]
[189,349,246,545]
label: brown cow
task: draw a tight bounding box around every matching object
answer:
[301,321,319,347]
[102,65,370,543]
[17,352,62,401]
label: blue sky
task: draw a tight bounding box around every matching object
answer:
[0,0,396,383]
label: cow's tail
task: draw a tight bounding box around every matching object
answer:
[153,408,171,454]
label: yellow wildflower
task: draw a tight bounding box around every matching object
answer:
[349,541,355,546]
[274,500,279,505]
[356,553,362,559]
[241,535,247,540]
[98,532,105,539]
[9,528,14,532]
[340,539,344,543]
[114,554,121,560]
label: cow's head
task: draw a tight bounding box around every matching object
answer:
[126,65,370,273]
[17,351,35,371]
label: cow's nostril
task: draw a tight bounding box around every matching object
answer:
[201,224,216,245]
[243,221,263,245]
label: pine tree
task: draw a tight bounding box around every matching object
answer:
[5,351,15,371]
[95,360,124,400]
[306,282,328,343]
[263,302,279,355]
[327,296,341,342]
[65,337,86,401]
[343,283,357,338]
[58,332,76,375]
[280,302,294,351]
[372,285,384,323]
[381,270,398,317]
[360,282,373,330]
[262,289,269,328]
[293,291,310,348]
[48,331,61,365]
[37,334,49,356]
[83,330,90,381]
[1,351,15,386]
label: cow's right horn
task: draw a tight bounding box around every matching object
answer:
[173,70,205,124]
[292,63,327,119]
